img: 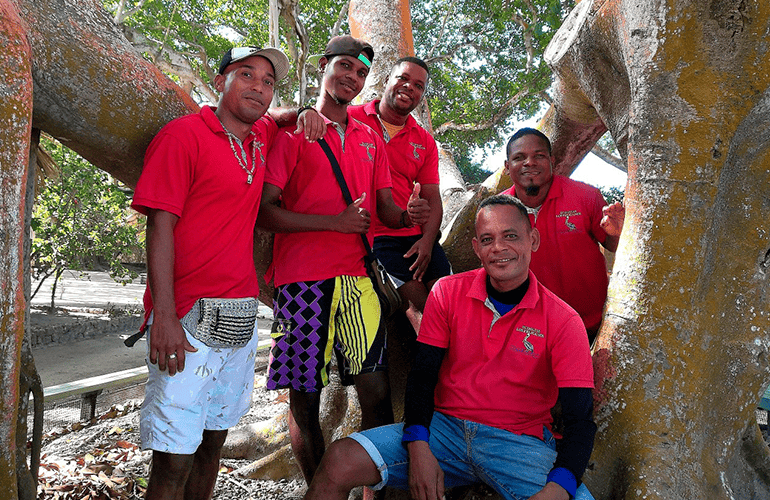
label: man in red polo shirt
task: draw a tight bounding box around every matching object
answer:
[132,46,324,500]
[302,194,596,500]
[258,36,430,486]
[348,57,451,322]
[501,128,625,343]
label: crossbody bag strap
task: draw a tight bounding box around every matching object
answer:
[317,137,376,260]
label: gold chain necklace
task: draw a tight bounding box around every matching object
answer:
[220,122,258,185]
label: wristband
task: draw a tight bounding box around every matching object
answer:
[546,467,577,499]
[297,106,314,116]
[401,424,430,446]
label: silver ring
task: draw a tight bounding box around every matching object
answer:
[168,353,177,360]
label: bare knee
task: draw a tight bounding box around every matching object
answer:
[310,438,381,496]
[198,429,228,458]
[146,451,194,498]
[354,372,393,429]
[399,280,429,312]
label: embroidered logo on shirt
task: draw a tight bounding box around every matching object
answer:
[254,141,265,165]
[556,210,581,232]
[409,142,426,159]
[359,142,375,161]
[514,325,543,357]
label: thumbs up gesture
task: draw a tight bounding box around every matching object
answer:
[335,192,370,233]
[405,182,430,227]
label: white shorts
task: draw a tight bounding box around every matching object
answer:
[139,321,260,454]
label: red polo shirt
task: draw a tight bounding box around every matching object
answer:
[264,110,392,286]
[418,269,594,439]
[132,105,277,323]
[348,101,439,238]
[502,175,609,332]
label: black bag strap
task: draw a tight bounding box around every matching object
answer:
[317,137,376,262]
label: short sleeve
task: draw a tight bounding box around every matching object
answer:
[589,185,608,244]
[372,133,393,191]
[549,313,594,388]
[415,135,440,186]
[131,130,194,217]
[264,128,301,191]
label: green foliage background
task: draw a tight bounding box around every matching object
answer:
[32,138,142,308]
[106,0,577,176]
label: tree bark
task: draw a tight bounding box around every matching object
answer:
[16,129,44,500]
[22,0,198,188]
[0,2,33,494]
[1,1,197,495]
[544,0,770,497]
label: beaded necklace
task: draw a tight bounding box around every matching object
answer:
[220,121,258,184]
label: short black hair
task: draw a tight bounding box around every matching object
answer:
[393,56,429,76]
[505,127,552,158]
[478,194,532,229]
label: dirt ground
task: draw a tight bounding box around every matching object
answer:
[37,371,306,500]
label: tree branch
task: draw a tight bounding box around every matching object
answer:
[330,0,350,37]
[122,27,218,103]
[434,88,529,135]
[113,0,149,24]
[591,144,626,172]
[426,0,459,60]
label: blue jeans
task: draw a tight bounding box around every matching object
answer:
[349,412,594,500]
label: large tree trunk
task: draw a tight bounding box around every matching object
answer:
[543,0,770,498]
[0,3,33,496]
[0,0,197,494]
[23,0,198,188]
[350,0,472,237]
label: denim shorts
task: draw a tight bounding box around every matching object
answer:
[349,412,594,500]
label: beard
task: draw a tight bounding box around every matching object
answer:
[525,185,540,197]
[331,93,351,106]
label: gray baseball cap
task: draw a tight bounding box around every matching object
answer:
[218,46,290,81]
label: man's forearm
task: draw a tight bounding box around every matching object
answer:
[258,201,342,233]
[552,387,596,484]
[146,209,178,317]
[603,234,620,253]
[419,184,443,242]
[376,189,408,229]
[404,342,445,429]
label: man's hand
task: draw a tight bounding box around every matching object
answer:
[406,183,431,226]
[600,201,625,237]
[295,108,326,142]
[148,311,197,376]
[528,481,570,500]
[407,441,445,500]
[335,193,371,234]
[404,236,434,282]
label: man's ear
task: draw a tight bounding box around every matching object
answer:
[319,56,329,74]
[213,73,226,93]
[530,227,541,252]
[472,237,481,261]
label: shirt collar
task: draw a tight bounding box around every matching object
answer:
[201,105,259,144]
[469,268,540,310]
[201,105,224,134]
[365,99,418,132]
[317,107,368,134]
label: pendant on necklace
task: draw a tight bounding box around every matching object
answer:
[247,173,253,185]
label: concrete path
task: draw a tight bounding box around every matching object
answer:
[30,270,273,388]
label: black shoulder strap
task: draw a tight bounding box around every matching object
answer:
[316,138,375,259]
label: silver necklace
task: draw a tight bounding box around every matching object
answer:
[220,122,258,184]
